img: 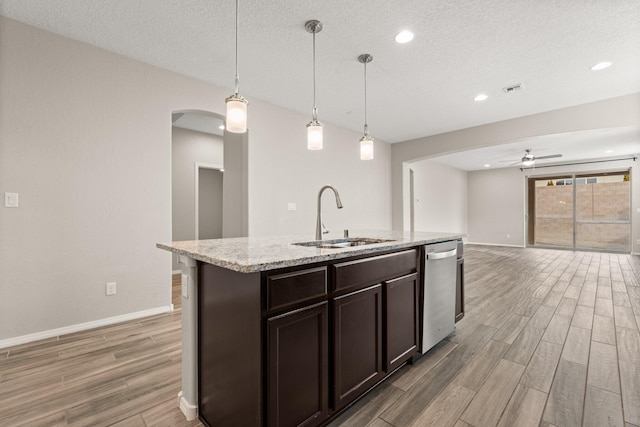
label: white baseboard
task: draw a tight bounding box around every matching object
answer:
[469,244,639,254]
[0,305,173,349]
[466,242,525,248]
[178,391,197,421]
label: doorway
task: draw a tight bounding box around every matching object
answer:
[527,170,631,252]
[171,111,225,310]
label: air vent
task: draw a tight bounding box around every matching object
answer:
[503,83,523,93]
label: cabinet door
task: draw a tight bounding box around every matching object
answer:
[333,285,383,410]
[384,273,419,372]
[268,302,328,427]
[456,258,465,322]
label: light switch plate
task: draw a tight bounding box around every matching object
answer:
[287,202,296,211]
[4,193,19,208]
[106,282,117,296]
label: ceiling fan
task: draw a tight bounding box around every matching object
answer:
[502,148,562,167]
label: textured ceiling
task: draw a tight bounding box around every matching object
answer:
[1,0,639,148]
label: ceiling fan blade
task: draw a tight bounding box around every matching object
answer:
[499,159,520,162]
[534,154,562,160]
[509,161,522,166]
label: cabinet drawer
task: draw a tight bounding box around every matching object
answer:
[333,249,417,293]
[267,266,328,312]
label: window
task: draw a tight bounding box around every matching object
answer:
[527,171,631,252]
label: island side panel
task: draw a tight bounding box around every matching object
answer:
[179,255,198,420]
[198,262,263,427]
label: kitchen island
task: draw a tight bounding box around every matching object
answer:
[157,230,465,427]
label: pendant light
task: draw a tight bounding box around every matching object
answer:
[225,0,248,133]
[305,20,323,150]
[358,54,374,160]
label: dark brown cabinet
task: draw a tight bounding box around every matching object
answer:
[331,249,419,411]
[332,285,383,410]
[198,247,424,427]
[267,302,329,427]
[384,273,419,372]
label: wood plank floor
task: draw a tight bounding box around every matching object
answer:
[1,246,639,426]
[0,274,203,427]
[329,246,640,427]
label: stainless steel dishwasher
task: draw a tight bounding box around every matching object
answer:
[421,240,458,354]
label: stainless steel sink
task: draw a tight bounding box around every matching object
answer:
[292,237,395,249]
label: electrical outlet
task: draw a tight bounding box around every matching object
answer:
[506,233,511,239]
[106,282,117,296]
[636,239,640,245]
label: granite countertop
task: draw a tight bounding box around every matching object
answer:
[157,230,466,273]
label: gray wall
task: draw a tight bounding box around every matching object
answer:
[409,160,467,234]
[247,102,392,237]
[0,17,392,343]
[222,131,249,238]
[198,168,223,240]
[467,168,526,246]
[171,127,223,270]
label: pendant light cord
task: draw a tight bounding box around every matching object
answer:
[312,28,318,121]
[363,59,368,136]
[234,0,239,95]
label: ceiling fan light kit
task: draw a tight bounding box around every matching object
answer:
[501,148,563,167]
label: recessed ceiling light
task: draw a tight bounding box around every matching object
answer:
[591,61,612,71]
[395,30,414,44]
[474,94,488,102]
[484,164,491,168]
[219,124,225,130]
[605,150,614,153]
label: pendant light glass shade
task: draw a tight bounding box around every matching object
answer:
[225,94,247,133]
[360,135,374,160]
[225,0,247,134]
[305,20,323,150]
[307,120,323,150]
[358,54,374,160]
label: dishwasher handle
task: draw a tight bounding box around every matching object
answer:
[426,248,457,260]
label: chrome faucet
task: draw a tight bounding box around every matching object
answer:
[316,185,343,240]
